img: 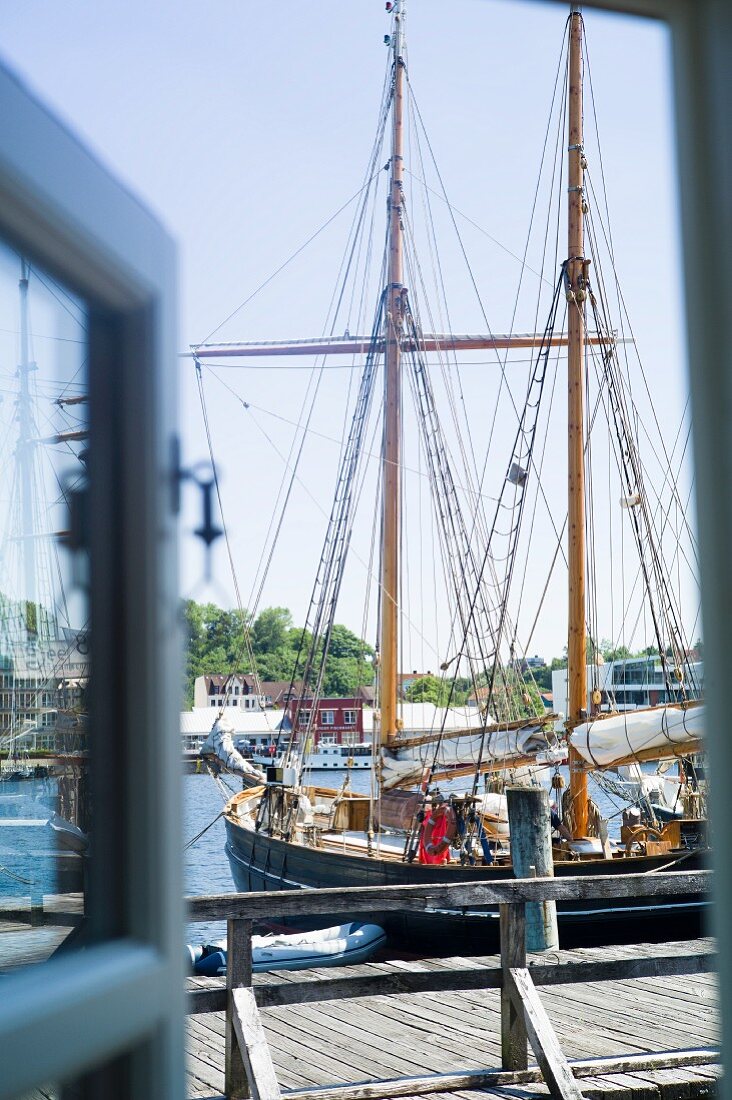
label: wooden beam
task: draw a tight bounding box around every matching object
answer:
[427,752,565,785]
[500,902,528,1071]
[280,1049,719,1100]
[226,918,253,1099]
[507,965,584,1100]
[186,945,716,1014]
[393,714,558,750]
[191,332,611,359]
[188,985,227,1014]
[593,738,705,769]
[187,868,711,922]
[231,986,282,1100]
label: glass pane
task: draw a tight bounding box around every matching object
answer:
[0,242,89,972]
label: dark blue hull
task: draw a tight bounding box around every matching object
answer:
[224,816,709,954]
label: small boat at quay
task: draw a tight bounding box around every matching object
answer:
[188,921,387,975]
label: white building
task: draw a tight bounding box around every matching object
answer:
[363,702,487,735]
[180,706,284,753]
[552,655,704,721]
[181,700,486,754]
[0,634,89,751]
[193,673,301,710]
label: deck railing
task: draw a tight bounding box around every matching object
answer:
[187,869,715,1100]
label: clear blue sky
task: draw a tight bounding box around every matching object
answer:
[1,1,698,664]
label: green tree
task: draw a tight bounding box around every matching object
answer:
[252,607,292,654]
[328,623,372,661]
[322,656,367,696]
[181,599,378,706]
[404,675,468,707]
[180,600,253,706]
[405,675,441,705]
[530,664,553,692]
[600,639,632,662]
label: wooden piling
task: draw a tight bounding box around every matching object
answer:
[506,786,558,952]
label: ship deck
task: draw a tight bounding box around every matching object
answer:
[185,937,719,1100]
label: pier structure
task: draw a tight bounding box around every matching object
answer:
[2,870,719,1100]
[181,872,718,1100]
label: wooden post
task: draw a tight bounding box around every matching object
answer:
[506,787,558,952]
[500,901,528,1071]
[508,967,585,1100]
[232,988,282,1100]
[566,5,589,840]
[379,2,406,748]
[226,917,253,1099]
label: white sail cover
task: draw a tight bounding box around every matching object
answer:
[381,724,561,789]
[570,705,704,768]
[201,715,267,782]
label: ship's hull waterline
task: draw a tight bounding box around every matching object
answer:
[223,812,708,954]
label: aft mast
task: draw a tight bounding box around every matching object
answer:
[566,4,589,838]
[379,0,406,749]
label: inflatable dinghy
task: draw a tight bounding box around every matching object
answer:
[188,921,386,976]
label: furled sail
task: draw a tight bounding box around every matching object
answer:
[201,715,267,783]
[381,722,559,789]
[569,705,704,768]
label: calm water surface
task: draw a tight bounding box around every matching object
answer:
[0,767,652,960]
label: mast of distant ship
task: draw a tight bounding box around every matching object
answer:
[17,259,38,636]
[566,5,589,838]
[379,0,406,750]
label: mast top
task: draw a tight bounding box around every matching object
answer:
[387,0,405,59]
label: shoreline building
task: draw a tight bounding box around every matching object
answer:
[0,631,89,753]
[552,654,704,720]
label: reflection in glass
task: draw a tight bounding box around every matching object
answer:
[0,244,89,971]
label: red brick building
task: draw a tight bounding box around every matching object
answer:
[286,696,365,743]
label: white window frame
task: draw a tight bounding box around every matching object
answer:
[320,709,335,726]
[0,61,182,1099]
[343,709,357,726]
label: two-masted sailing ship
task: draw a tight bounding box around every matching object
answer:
[0,261,89,767]
[194,3,707,950]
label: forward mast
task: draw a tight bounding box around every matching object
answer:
[566,6,589,838]
[379,0,406,749]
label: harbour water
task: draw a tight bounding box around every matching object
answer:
[0,766,665,952]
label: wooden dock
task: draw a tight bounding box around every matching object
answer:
[5,872,720,1100]
[186,938,719,1100]
[186,871,719,1100]
[0,892,84,973]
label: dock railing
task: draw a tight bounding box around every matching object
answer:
[187,869,715,1100]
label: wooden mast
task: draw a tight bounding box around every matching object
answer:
[379,1,406,749]
[566,5,589,838]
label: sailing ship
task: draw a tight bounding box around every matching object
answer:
[194,3,707,951]
[0,255,90,904]
[0,260,89,765]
